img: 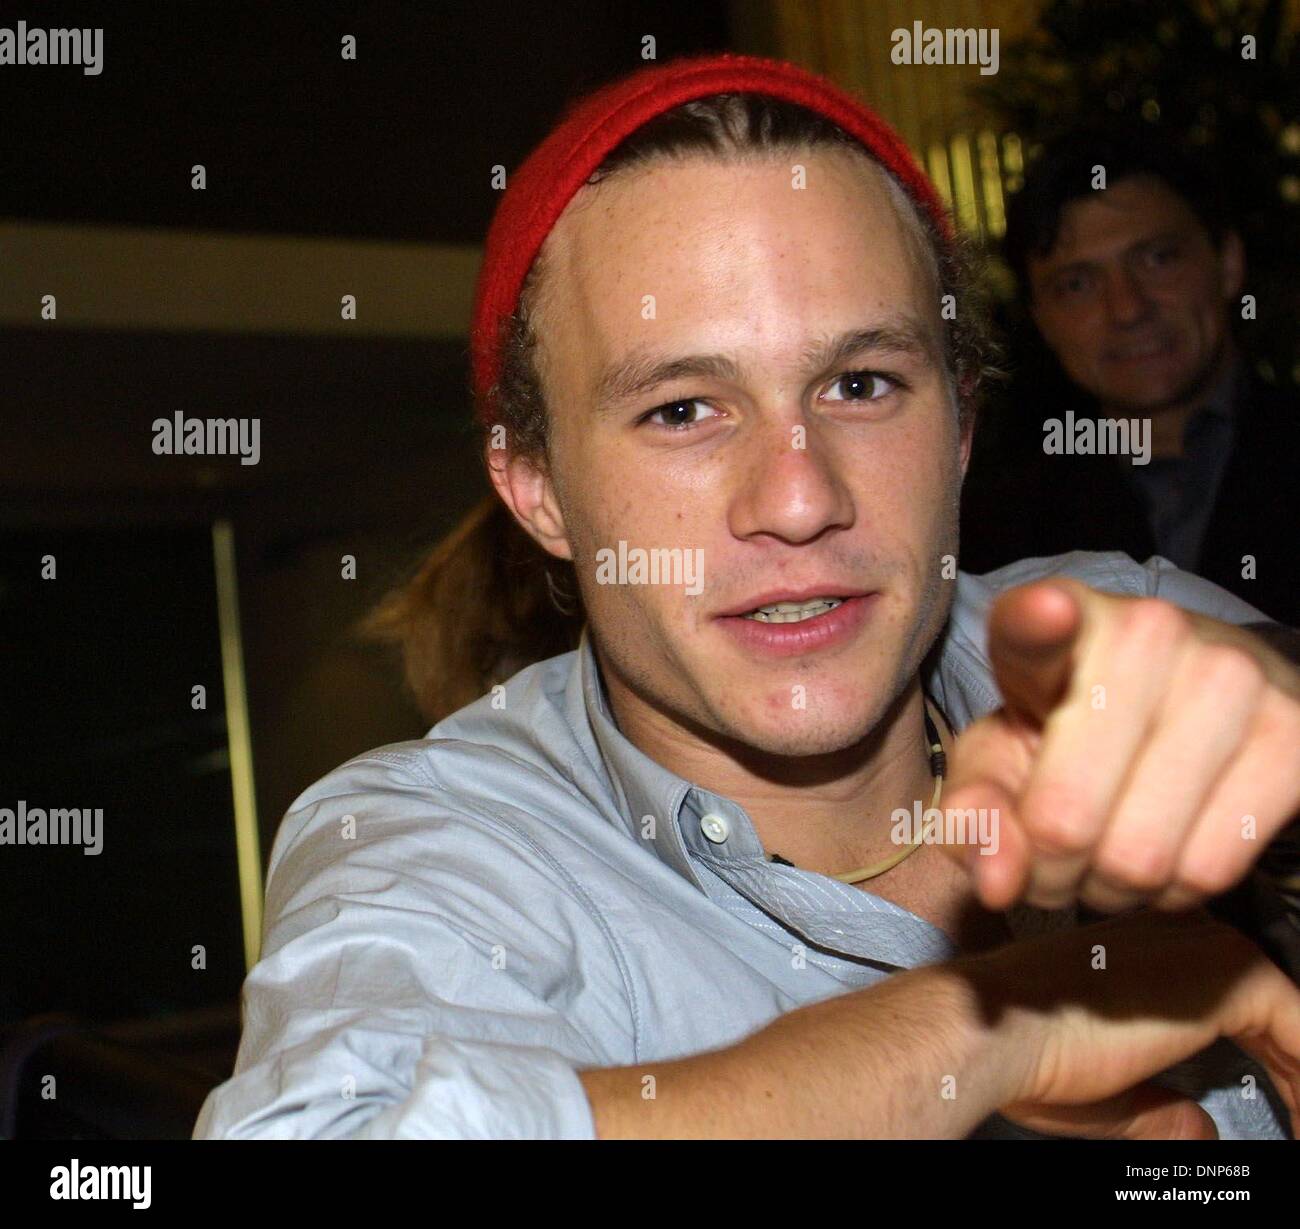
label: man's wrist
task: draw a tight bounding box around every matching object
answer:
[925,957,1044,1114]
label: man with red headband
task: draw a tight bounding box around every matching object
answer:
[196,54,1300,1141]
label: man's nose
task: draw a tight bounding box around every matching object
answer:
[727,416,855,546]
[1103,265,1156,327]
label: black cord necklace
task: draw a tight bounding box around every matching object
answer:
[767,692,950,883]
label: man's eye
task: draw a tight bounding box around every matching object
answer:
[1145,244,1181,267]
[1057,272,1094,297]
[638,399,715,430]
[822,371,899,402]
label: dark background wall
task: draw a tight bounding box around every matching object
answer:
[2,0,736,1027]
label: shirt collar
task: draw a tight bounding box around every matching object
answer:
[570,626,969,965]
[574,624,771,896]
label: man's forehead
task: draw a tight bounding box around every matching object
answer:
[1033,175,1203,267]
[537,151,941,355]
[546,145,920,265]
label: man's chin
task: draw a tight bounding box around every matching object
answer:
[1098,382,1193,415]
[716,706,879,759]
[1094,352,1222,415]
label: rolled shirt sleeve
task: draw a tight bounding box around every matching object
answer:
[1139,553,1273,624]
[952,551,1273,681]
[981,551,1270,622]
[193,749,620,1139]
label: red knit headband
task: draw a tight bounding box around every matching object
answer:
[469,51,954,427]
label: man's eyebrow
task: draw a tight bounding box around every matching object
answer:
[593,321,937,414]
[594,352,742,415]
[798,321,936,375]
[1040,229,1191,280]
[1126,228,1190,251]
[1037,257,1097,285]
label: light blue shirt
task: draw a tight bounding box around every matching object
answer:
[194,552,1291,1140]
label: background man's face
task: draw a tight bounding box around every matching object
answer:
[1027,174,1243,413]
[524,148,968,757]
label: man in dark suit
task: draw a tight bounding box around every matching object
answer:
[961,128,1298,626]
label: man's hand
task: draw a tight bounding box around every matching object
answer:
[941,579,1300,914]
[968,907,1300,1139]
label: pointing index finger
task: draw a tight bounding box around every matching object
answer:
[988,579,1088,726]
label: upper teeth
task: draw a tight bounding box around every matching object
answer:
[743,597,843,623]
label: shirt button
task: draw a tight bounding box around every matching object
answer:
[700,813,730,844]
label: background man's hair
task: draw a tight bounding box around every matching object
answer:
[364,91,995,723]
[1004,124,1235,294]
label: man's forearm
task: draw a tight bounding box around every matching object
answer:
[577,962,1026,1139]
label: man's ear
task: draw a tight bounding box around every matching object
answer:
[959,408,975,480]
[1024,259,1063,350]
[1026,283,1048,339]
[485,442,574,561]
[1218,229,1246,302]
[955,379,977,479]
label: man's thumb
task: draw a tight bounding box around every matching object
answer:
[1004,1081,1220,1140]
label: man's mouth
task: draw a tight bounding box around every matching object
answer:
[741,596,845,624]
[716,585,870,621]
[714,588,878,658]
[1107,335,1178,363]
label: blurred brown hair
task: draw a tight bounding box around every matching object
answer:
[363,93,996,725]
[359,492,583,724]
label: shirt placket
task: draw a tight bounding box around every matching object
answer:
[679,791,959,970]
